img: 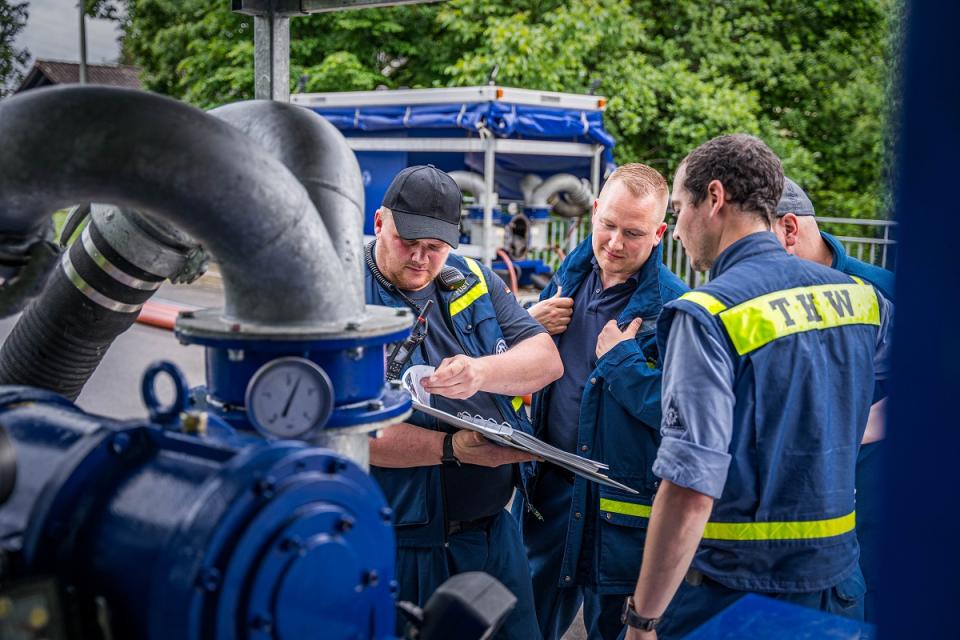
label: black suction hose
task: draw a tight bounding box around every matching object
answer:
[0,86,355,399]
[0,222,163,400]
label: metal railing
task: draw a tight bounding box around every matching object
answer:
[533,216,897,287]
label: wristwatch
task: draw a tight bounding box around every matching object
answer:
[441,432,461,466]
[621,596,661,632]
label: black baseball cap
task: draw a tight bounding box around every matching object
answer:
[382,165,462,248]
[776,177,816,217]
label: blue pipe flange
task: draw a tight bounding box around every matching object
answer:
[174,304,412,436]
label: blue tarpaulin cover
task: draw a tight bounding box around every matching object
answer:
[309,99,616,231]
[311,101,615,165]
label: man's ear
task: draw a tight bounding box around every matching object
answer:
[706,179,726,219]
[782,213,800,249]
[653,221,668,244]
[374,208,384,235]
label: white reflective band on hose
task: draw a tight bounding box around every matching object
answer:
[81,226,163,291]
[61,251,144,314]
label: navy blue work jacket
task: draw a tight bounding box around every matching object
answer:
[822,231,895,301]
[521,236,687,593]
[366,251,535,548]
[658,233,884,592]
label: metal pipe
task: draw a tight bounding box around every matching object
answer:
[0,202,204,400]
[0,86,355,326]
[210,100,366,305]
[448,171,487,205]
[520,174,543,203]
[311,431,370,471]
[530,173,593,218]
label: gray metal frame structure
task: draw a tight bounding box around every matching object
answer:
[233,1,606,266]
[233,0,442,102]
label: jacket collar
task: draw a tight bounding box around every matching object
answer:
[556,235,667,321]
[365,241,481,308]
[820,231,848,271]
[709,231,785,279]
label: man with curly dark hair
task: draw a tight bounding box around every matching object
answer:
[620,135,893,639]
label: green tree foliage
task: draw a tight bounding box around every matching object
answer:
[85,0,124,20]
[0,1,28,96]
[117,0,898,219]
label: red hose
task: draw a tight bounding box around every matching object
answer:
[137,300,189,331]
[496,249,520,297]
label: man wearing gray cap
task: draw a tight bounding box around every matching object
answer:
[365,165,563,639]
[772,177,894,623]
[773,178,894,300]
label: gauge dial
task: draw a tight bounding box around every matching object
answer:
[245,357,334,439]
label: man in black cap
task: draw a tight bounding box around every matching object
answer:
[364,165,563,639]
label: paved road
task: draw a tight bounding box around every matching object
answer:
[0,277,590,639]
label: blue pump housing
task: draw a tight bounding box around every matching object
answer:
[0,387,396,640]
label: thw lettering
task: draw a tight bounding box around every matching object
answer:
[768,297,795,326]
[823,289,854,317]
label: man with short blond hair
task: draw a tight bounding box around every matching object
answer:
[516,163,687,640]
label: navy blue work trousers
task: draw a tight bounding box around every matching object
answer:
[856,439,885,624]
[521,466,627,640]
[650,567,866,639]
[394,509,540,640]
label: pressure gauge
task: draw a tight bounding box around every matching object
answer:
[244,357,335,439]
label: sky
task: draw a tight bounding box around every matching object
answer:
[14,0,123,67]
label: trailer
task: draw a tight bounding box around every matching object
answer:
[293,86,615,284]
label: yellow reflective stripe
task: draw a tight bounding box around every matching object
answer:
[849,276,865,285]
[602,500,854,541]
[449,284,486,317]
[463,257,485,280]
[449,258,489,317]
[718,283,880,356]
[599,498,652,518]
[511,396,523,411]
[680,291,727,315]
[702,511,856,541]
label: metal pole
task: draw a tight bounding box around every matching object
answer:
[882,224,890,268]
[590,145,602,196]
[482,134,496,268]
[78,2,87,85]
[254,13,291,101]
[665,227,674,272]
